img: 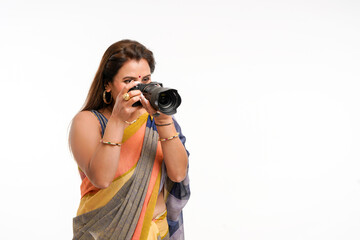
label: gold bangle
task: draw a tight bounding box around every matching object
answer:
[155,122,173,127]
[159,132,179,142]
[100,139,121,146]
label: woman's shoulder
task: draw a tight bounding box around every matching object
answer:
[71,110,101,130]
[73,110,97,122]
[70,110,103,143]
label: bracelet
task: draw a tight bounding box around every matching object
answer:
[153,111,161,117]
[100,139,122,146]
[155,122,173,127]
[159,132,179,142]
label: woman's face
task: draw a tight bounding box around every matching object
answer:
[106,58,152,101]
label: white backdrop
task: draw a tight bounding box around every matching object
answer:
[1,0,360,239]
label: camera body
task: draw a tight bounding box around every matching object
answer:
[129,82,181,115]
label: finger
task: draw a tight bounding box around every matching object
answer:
[126,95,142,107]
[139,94,150,108]
[127,90,142,98]
[139,96,149,112]
[140,95,158,115]
[116,90,140,103]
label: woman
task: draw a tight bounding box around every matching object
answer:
[69,40,190,240]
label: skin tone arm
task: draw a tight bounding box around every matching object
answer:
[69,81,143,188]
[140,95,188,183]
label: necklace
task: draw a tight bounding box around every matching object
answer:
[124,110,145,125]
[124,118,138,125]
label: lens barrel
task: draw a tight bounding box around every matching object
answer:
[129,82,181,115]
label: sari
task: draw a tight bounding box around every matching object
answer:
[73,110,190,240]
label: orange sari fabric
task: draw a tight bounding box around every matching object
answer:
[76,112,164,239]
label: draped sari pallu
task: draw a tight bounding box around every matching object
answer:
[73,111,190,240]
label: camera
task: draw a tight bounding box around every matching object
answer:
[129,82,182,115]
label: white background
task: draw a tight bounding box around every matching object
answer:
[1,0,360,239]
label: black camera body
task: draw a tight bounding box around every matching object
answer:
[129,82,181,115]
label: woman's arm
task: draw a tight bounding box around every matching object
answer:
[139,95,188,183]
[69,111,127,189]
[69,81,142,189]
[156,116,188,183]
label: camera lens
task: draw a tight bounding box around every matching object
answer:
[130,82,181,115]
[156,90,181,115]
[159,93,171,107]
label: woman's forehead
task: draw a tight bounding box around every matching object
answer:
[117,59,151,76]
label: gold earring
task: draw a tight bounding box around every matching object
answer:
[103,90,112,104]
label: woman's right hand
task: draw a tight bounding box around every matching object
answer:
[111,81,143,122]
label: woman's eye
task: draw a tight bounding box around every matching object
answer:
[124,79,132,84]
[142,77,150,82]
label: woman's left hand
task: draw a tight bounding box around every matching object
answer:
[140,93,187,183]
[139,94,172,123]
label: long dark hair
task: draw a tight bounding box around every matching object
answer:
[81,40,155,111]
